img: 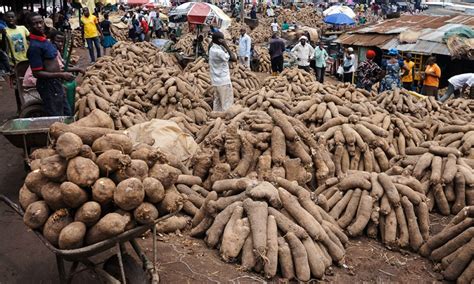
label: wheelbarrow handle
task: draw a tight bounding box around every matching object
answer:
[0,194,24,217]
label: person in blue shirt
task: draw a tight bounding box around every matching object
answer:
[0,13,10,76]
[26,12,75,116]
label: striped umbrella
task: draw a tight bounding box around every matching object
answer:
[169,2,231,29]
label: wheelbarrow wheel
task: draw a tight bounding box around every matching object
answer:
[19,103,46,118]
[103,253,149,284]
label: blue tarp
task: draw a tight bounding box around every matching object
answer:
[323,13,355,26]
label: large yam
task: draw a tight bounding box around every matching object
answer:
[143,177,165,203]
[75,201,102,226]
[55,132,83,159]
[49,122,119,145]
[66,157,100,187]
[24,169,48,196]
[72,109,114,129]
[243,198,268,257]
[19,185,39,210]
[149,164,181,188]
[60,182,88,208]
[92,133,133,154]
[40,155,67,181]
[96,149,131,174]
[92,177,116,205]
[58,222,87,249]
[23,201,50,229]
[43,209,73,247]
[86,213,127,245]
[114,178,145,211]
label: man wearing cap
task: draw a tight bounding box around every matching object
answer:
[209,31,237,112]
[291,36,314,71]
[314,41,329,83]
[356,49,382,91]
[342,47,356,83]
[402,53,415,90]
[238,27,251,68]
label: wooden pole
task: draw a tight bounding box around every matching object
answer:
[240,0,244,21]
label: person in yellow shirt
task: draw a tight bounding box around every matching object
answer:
[401,53,415,90]
[81,7,102,62]
[1,11,29,64]
[421,56,441,98]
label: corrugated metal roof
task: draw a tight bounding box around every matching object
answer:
[337,14,474,56]
[350,14,474,35]
[334,33,393,46]
[382,39,450,55]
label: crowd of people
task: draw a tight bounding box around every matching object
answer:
[0,2,472,119]
[352,48,473,100]
[0,10,85,116]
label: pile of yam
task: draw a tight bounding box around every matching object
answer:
[75,44,210,133]
[315,171,429,251]
[175,33,211,56]
[393,145,474,215]
[20,120,186,249]
[277,7,323,28]
[420,206,474,283]
[191,108,327,189]
[183,178,347,281]
[253,46,271,73]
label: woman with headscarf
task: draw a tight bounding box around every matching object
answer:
[356,49,382,91]
[380,48,401,92]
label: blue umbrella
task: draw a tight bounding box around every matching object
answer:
[323,13,355,25]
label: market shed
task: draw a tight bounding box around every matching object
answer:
[335,14,474,86]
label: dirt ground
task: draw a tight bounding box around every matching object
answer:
[0,48,445,283]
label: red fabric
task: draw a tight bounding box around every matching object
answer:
[366,50,376,59]
[29,34,47,41]
[127,0,148,5]
[187,2,211,25]
[140,19,149,33]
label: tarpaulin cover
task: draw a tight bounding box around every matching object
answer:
[126,119,199,165]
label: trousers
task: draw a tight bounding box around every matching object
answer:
[37,78,72,116]
[86,37,101,62]
[271,55,283,73]
[213,84,234,112]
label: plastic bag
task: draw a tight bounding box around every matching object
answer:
[337,65,344,75]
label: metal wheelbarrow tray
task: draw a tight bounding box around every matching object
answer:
[1,194,178,283]
[0,116,74,168]
[0,116,74,149]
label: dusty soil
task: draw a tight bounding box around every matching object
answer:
[0,48,445,283]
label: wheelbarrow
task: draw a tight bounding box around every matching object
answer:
[0,116,74,169]
[0,194,180,283]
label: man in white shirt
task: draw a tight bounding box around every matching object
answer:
[238,28,251,68]
[343,47,357,83]
[291,36,314,72]
[209,32,237,112]
[271,18,279,33]
[439,73,474,102]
